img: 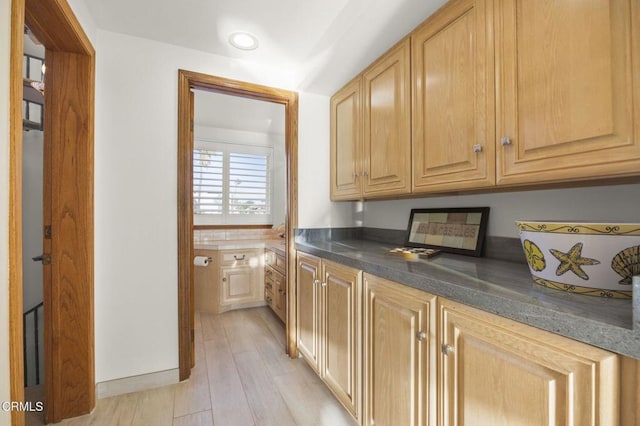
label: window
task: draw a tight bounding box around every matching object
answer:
[194,142,272,225]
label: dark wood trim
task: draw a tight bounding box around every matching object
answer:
[42,49,95,423]
[10,0,95,423]
[193,224,275,230]
[177,70,299,380]
[285,93,299,358]
[177,71,193,381]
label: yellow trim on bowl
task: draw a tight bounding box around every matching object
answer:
[532,275,632,299]
[516,222,640,236]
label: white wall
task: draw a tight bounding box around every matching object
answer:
[67,0,97,45]
[363,183,640,238]
[94,30,349,383]
[297,92,356,228]
[1,0,12,421]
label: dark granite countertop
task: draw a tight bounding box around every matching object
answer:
[295,233,640,359]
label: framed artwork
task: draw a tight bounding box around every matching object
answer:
[405,207,490,257]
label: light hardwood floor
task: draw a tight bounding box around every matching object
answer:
[39,307,356,426]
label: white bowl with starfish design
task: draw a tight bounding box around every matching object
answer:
[515,221,640,298]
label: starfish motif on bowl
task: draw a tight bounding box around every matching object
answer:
[549,242,600,280]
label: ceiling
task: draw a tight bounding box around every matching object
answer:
[82,0,447,95]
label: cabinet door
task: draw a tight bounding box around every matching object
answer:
[296,253,322,372]
[330,77,363,200]
[362,38,412,198]
[412,0,495,193]
[322,261,361,419]
[496,0,640,185]
[273,270,286,322]
[264,270,274,308]
[363,274,437,426]
[439,299,619,426]
[219,265,260,306]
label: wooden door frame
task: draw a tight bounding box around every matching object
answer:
[9,0,95,424]
[177,70,299,380]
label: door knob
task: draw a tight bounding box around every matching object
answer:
[441,344,454,356]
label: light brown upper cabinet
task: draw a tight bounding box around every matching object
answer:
[495,0,640,185]
[331,0,640,198]
[330,39,412,200]
[330,78,363,200]
[362,38,412,197]
[412,0,495,193]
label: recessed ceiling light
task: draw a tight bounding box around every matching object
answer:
[229,32,259,51]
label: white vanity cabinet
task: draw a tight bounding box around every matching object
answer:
[218,248,265,312]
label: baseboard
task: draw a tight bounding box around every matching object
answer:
[96,368,180,399]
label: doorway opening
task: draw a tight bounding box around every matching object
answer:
[22,25,46,426]
[177,70,299,380]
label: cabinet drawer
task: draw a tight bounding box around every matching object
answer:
[265,249,286,274]
[264,274,274,292]
[220,249,260,266]
[264,285,274,307]
[274,254,286,274]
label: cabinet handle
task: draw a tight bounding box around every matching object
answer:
[501,136,512,146]
[313,279,320,285]
[353,172,358,179]
[222,277,227,282]
[234,255,246,261]
[363,171,368,177]
[441,344,454,356]
[472,144,483,153]
[416,331,427,341]
[321,281,327,287]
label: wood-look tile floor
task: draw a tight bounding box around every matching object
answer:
[46,307,356,426]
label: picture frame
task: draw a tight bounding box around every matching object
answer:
[405,207,490,257]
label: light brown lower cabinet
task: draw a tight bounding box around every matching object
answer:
[363,273,437,426]
[265,247,287,322]
[438,299,620,426]
[296,253,635,425]
[297,253,322,372]
[296,252,361,420]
